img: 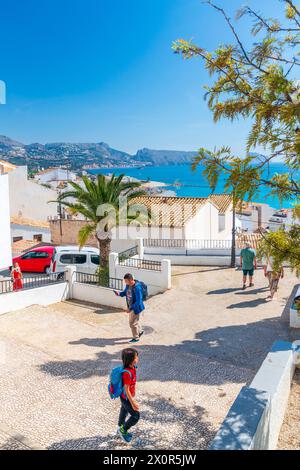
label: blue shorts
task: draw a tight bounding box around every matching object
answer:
[243,269,254,277]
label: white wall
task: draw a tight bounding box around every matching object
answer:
[143,253,240,267]
[112,225,185,241]
[185,202,219,240]
[11,224,51,243]
[111,237,140,253]
[0,282,69,316]
[0,174,12,269]
[109,253,171,295]
[210,341,296,450]
[8,166,58,221]
[72,282,125,309]
[36,168,76,184]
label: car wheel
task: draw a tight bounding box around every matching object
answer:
[44,266,51,275]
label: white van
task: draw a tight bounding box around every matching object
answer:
[50,246,100,276]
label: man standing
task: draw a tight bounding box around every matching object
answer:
[114,273,145,343]
[240,242,257,290]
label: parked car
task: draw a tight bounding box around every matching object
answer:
[50,246,100,275]
[12,246,55,274]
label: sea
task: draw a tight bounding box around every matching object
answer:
[89,162,298,210]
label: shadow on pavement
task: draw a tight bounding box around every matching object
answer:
[46,394,216,450]
[39,314,290,383]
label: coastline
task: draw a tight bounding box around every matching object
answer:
[88,162,296,209]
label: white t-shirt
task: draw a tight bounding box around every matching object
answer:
[266,257,274,273]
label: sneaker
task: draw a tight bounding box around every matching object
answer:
[139,330,144,338]
[242,285,246,290]
[128,338,140,344]
[117,426,132,438]
[249,283,254,287]
[117,424,132,444]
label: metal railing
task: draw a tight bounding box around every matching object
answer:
[0,272,66,295]
[118,245,138,261]
[143,239,232,249]
[118,257,162,271]
[74,271,124,291]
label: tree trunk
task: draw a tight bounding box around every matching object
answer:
[97,237,112,268]
[231,204,236,268]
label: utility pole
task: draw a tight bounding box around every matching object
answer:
[230,204,236,268]
[230,191,237,268]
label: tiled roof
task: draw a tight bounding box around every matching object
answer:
[12,239,40,254]
[130,196,215,227]
[209,194,233,214]
[12,240,55,255]
[236,233,262,249]
[11,216,50,229]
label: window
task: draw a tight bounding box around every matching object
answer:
[21,251,35,259]
[60,254,73,264]
[13,236,23,242]
[59,253,87,265]
[73,254,87,264]
[33,234,43,242]
[91,255,100,266]
[34,251,49,259]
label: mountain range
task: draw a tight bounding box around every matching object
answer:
[0,135,197,171]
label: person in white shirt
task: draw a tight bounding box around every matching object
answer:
[263,256,284,300]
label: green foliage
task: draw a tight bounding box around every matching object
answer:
[173,0,300,203]
[95,264,110,286]
[56,173,147,247]
[54,173,148,266]
[257,226,300,275]
[174,0,300,274]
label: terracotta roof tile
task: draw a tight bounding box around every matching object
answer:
[130,196,215,227]
[10,216,50,229]
[209,194,233,214]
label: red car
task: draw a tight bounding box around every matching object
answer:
[12,246,55,274]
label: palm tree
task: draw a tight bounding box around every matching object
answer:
[56,174,147,268]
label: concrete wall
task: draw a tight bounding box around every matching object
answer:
[72,282,125,309]
[209,341,296,450]
[143,252,240,267]
[0,282,69,316]
[109,252,171,295]
[8,166,58,221]
[0,174,12,269]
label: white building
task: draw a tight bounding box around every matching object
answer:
[10,216,51,245]
[35,167,77,186]
[2,163,58,221]
[114,194,235,241]
[0,169,12,270]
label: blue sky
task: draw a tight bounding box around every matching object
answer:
[0,0,278,154]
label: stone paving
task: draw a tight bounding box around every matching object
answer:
[278,369,300,450]
[0,266,298,450]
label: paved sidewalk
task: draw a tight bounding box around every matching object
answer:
[0,266,298,449]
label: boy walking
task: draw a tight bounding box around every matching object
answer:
[118,348,140,443]
[240,242,257,290]
[114,273,145,343]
